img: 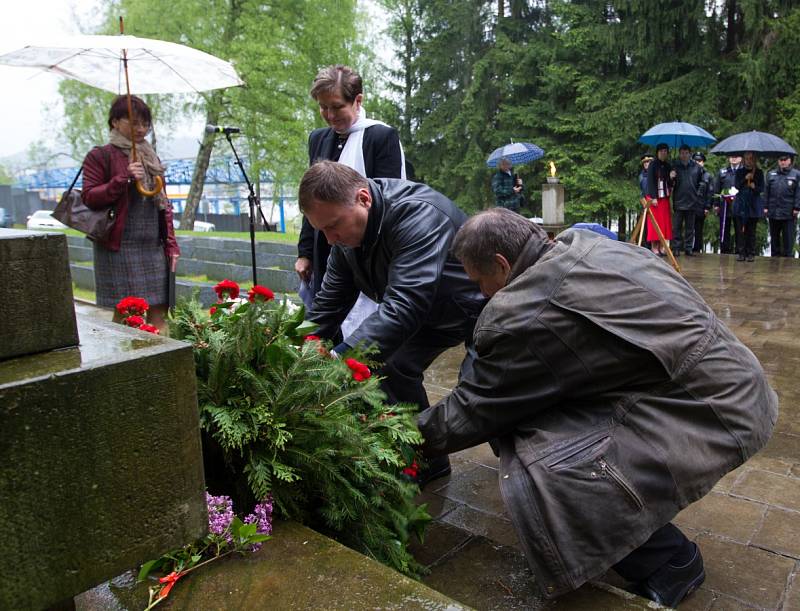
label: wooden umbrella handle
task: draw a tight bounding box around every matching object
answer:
[119,17,163,198]
[135,175,163,197]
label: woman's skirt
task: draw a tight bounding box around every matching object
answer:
[93,189,168,307]
[646,196,673,241]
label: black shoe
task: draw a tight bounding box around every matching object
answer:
[736,254,746,261]
[417,455,451,489]
[746,255,755,262]
[633,542,705,608]
[684,251,694,257]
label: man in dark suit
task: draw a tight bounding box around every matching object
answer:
[296,65,405,299]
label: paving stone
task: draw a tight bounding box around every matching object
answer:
[674,585,716,611]
[544,583,652,610]
[713,465,747,493]
[706,593,761,609]
[458,442,501,469]
[408,520,472,568]
[732,469,800,511]
[694,534,795,609]
[439,503,519,549]
[759,432,800,464]
[785,572,800,611]
[673,492,766,543]
[751,507,800,559]
[431,464,507,516]
[415,489,460,521]
[743,455,793,476]
[423,535,543,610]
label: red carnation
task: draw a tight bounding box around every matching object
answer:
[213,279,240,300]
[123,315,145,328]
[116,296,149,316]
[248,285,275,302]
[304,335,321,342]
[402,461,419,478]
[138,324,160,335]
[345,358,371,382]
[209,306,218,315]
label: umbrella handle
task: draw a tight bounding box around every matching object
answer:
[135,175,163,197]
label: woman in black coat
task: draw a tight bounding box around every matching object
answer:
[295,65,405,302]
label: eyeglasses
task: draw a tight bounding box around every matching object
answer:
[120,117,151,130]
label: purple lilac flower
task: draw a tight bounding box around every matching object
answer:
[206,492,234,543]
[244,495,273,551]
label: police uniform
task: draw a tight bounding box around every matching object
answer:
[764,165,800,257]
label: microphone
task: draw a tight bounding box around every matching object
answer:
[205,124,241,135]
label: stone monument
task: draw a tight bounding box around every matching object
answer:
[541,161,567,237]
[0,228,207,610]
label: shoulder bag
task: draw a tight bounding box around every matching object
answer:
[53,147,116,242]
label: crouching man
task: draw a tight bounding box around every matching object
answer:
[417,208,777,608]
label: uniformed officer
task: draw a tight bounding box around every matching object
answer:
[691,152,713,253]
[713,156,742,254]
[763,154,800,257]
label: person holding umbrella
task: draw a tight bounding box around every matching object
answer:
[492,157,524,212]
[644,143,675,255]
[81,95,179,333]
[763,154,800,257]
[733,152,765,262]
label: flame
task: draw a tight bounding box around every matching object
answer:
[549,161,557,177]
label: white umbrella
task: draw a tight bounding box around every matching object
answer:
[0,26,244,196]
[0,34,244,94]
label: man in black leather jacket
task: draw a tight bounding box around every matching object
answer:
[299,160,486,482]
[671,145,707,256]
[763,154,800,257]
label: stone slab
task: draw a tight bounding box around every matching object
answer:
[0,314,206,610]
[693,534,795,609]
[0,229,78,360]
[751,506,800,558]
[76,520,471,610]
[673,492,766,543]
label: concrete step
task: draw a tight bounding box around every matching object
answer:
[176,235,298,256]
[179,258,297,292]
[75,520,472,610]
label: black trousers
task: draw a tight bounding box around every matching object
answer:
[380,321,478,414]
[737,218,758,257]
[733,217,745,254]
[671,208,695,254]
[769,218,795,257]
[692,211,706,252]
[612,522,691,582]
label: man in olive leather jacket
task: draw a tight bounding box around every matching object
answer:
[418,208,776,608]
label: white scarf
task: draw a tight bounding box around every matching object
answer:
[338,107,406,179]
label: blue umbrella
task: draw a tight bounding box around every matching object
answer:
[486,142,545,168]
[639,122,716,149]
[572,222,618,240]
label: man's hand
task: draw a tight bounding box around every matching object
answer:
[669,170,677,179]
[513,186,522,193]
[295,256,312,282]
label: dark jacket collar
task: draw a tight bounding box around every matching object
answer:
[508,231,556,283]
[361,180,387,255]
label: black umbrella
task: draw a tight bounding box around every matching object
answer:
[710,130,796,157]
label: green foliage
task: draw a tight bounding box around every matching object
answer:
[389,0,800,225]
[170,291,429,577]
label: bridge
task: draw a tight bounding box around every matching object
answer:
[13,155,292,228]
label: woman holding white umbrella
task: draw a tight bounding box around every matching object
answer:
[81,95,179,333]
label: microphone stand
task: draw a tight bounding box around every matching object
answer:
[221,132,269,286]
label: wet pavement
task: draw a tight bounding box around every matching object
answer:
[415,253,800,610]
